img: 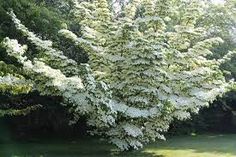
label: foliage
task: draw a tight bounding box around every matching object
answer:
[0,0,84,118]
[169,0,236,134]
[201,0,236,78]
[0,0,66,40]
[0,0,236,150]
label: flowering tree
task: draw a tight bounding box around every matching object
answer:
[1,0,236,150]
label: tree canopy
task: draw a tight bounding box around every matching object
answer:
[0,0,236,150]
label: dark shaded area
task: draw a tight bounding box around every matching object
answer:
[0,93,89,141]
[0,136,162,157]
[7,113,89,140]
[169,91,236,135]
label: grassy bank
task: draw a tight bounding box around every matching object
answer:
[0,134,236,157]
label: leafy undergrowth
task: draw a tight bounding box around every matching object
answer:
[0,134,236,157]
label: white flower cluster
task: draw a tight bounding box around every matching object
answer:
[1,36,116,132]
[61,0,234,150]
[0,74,32,95]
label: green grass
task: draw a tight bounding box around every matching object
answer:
[0,134,236,157]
